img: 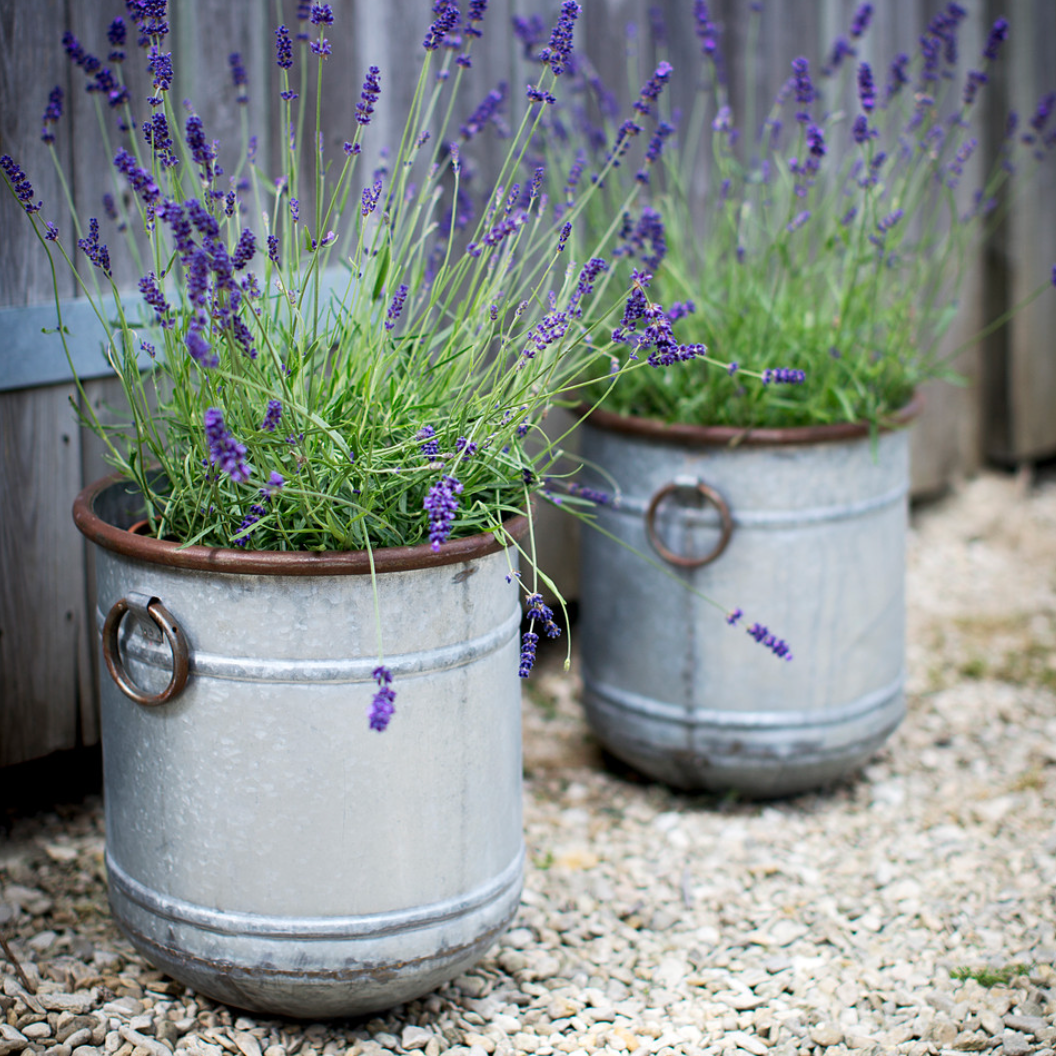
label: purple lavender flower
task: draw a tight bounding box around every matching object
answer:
[369,666,396,731]
[232,229,255,270]
[791,57,814,122]
[849,3,873,39]
[525,593,561,639]
[143,112,177,167]
[423,0,460,51]
[466,0,488,37]
[557,221,572,252]
[138,272,172,325]
[204,407,251,483]
[185,115,216,181]
[512,14,546,59]
[519,631,539,678]
[877,209,904,233]
[726,608,743,625]
[825,36,856,76]
[762,367,807,384]
[963,70,988,106]
[114,148,160,204]
[355,65,381,126]
[424,474,463,551]
[275,25,294,69]
[461,82,506,139]
[361,179,382,217]
[107,17,126,60]
[262,471,284,497]
[267,234,280,266]
[147,46,173,99]
[633,61,673,116]
[567,482,610,505]
[540,1,579,77]
[1030,91,1056,135]
[77,217,110,275]
[694,1,719,59]
[806,123,826,157]
[886,52,910,100]
[467,210,526,257]
[310,36,332,58]
[983,18,1009,62]
[852,115,873,145]
[261,399,283,432]
[40,87,63,144]
[229,52,248,104]
[417,425,441,459]
[310,3,333,25]
[746,622,793,660]
[126,0,169,45]
[857,62,876,112]
[455,437,478,458]
[384,283,409,330]
[526,83,556,106]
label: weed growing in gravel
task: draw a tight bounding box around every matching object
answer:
[950,963,1032,987]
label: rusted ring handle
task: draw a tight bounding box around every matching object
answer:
[102,596,189,706]
[645,479,734,569]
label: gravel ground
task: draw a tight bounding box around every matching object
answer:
[3,469,1056,1056]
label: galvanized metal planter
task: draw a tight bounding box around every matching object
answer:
[73,475,527,1018]
[577,400,920,798]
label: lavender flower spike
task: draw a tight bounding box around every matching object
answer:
[41,87,64,144]
[857,62,876,112]
[204,407,251,483]
[385,283,409,330]
[983,18,1009,62]
[369,665,396,731]
[424,474,463,551]
[540,1,579,77]
[356,65,381,126]
[519,631,539,678]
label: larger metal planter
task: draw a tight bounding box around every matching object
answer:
[578,402,918,798]
[73,475,527,1018]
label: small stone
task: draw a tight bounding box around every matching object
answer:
[953,1032,989,1052]
[453,975,488,999]
[1001,1032,1032,1056]
[57,1018,98,1044]
[979,1011,1004,1035]
[72,1048,102,1056]
[0,1025,28,1056]
[1004,1015,1047,1037]
[809,1025,844,1048]
[497,951,528,975]
[64,1031,93,1050]
[502,929,534,949]
[725,1032,767,1055]
[233,1035,262,1056]
[461,1034,494,1054]
[926,1019,958,1047]
[40,993,98,1016]
[262,1047,286,1056]
[400,1027,432,1052]
[153,1025,178,1049]
[26,931,58,952]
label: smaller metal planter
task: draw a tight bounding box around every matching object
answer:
[577,401,919,798]
[74,475,527,1018]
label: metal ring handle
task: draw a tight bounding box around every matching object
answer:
[645,479,734,569]
[102,596,189,706]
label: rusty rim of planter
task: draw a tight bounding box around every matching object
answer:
[578,392,923,447]
[73,472,529,577]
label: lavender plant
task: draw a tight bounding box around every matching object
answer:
[539,2,1056,429]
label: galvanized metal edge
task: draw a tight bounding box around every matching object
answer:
[582,670,907,729]
[106,844,526,939]
[607,480,910,529]
[100,605,523,682]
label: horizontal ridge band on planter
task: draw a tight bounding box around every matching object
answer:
[74,473,529,576]
[577,394,924,448]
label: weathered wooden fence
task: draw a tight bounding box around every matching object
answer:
[2,0,1053,766]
